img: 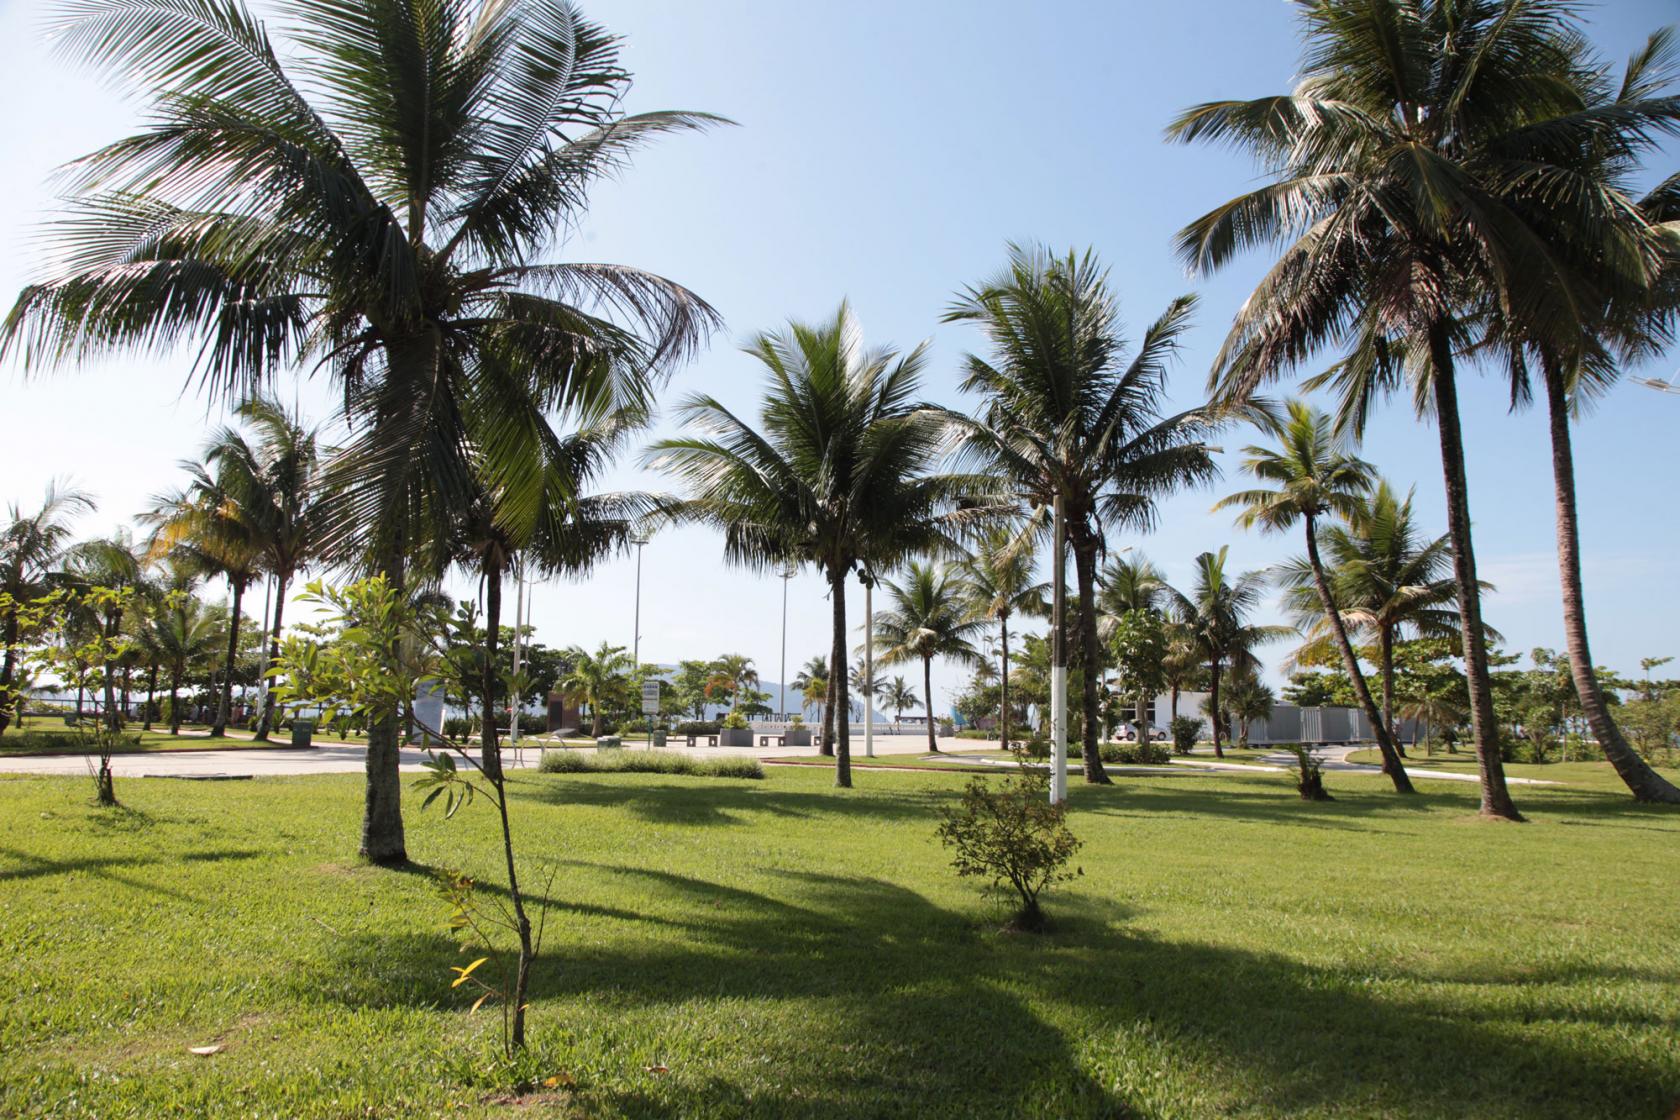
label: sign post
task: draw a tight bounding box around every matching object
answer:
[641,680,661,749]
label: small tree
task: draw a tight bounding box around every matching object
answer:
[1169,715,1201,756]
[271,578,545,1052]
[1289,744,1334,802]
[936,759,1082,932]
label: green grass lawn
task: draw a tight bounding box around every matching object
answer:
[0,721,366,755]
[2,764,1677,1118]
[1344,747,1680,793]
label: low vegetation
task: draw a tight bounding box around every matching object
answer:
[537,749,764,780]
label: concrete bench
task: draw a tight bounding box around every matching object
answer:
[758,735,786,747]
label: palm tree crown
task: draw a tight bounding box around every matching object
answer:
[873,560,985,754]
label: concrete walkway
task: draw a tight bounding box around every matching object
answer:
[0,728,940,779]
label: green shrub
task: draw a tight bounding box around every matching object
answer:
[936,763,1082,932]
[536,749,763,779]
[1169,716,1201,756]
[0,729,142,753]
[1099,740,1172,765]
[956,728,996,740]
[675,720,721,735]
[720,712,748,730]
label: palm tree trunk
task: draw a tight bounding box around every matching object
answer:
[481,557,504,780]
[830,569,852,788]
[999,613,1011,750]
[0,611,16,735]
[1170,685,1179,722]
[101,607,122,733]
[1428,327,1521,821]
[143,663,157,730]
[1379,625,1400,754]
[923,655,937,754]
[360,541,408,865]
[255,572,290,741]
[1072,540,1111,785]
[168,666,182,735]
[820,669,835,757]
[213,576,245,737]
[1304,515,1414,793]
[1209,657,1223,759]
[1543,365,1680,803]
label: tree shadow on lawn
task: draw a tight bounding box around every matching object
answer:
[0,844,263,902]
[517,775,952,830]
[321,859,1675,1118]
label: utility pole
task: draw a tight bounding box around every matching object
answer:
[779,565,794,720]
[863,572,874,758]
[1050,493,1068,805]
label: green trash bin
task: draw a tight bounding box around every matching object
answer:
[652,730,668,748]
[291,719,316,748]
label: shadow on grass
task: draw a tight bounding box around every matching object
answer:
[519,775,951,830]
[0,843,263,903]
[320,847,1676,1119]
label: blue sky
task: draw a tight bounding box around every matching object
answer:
[1,0,1676,717]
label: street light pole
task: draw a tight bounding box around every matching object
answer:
[779,566,793,720]
[1050,493,1068,805]
[631,535,648,667]
[863,574,874,758]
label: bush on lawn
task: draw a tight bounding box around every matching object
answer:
[1099,740,1172,765]
[537,749,763,779]
[1169,716,1201,755]
[673,720,721,735]
[956,728,996,740]
[936,760,1082,932]
[0,729,143,753]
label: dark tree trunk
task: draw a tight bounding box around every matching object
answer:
[143,663,157,730]
[830,569,852,788]
[481,556,504,780]
[1072,540,1110,784]
[213,576,245,737]
[1428,328,1521,821]
[1209,657,1223,759]
[254,572,289,741]
[923,655,937,754]
[999,613,1011,749]
[1305,515,1414,793]
[360,543,407,865]
[119,666,131,729]
[1170,685,1179,722]
[1543,365,1680,802]
[820,662,835,757]
[490,772,533,1049]
[101,606,123,732]
[1379,625,1401,755]
[168,667,182,735]
[0,611,16,735]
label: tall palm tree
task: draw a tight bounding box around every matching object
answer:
[1162,548,1293,759]
[4,0,720,862]
[559,642,635,736]
[651,305,967,788]
[1160,627,1206,724]
[1165,2,1639,819]
[1275,481,1463,745]
[1214,400,1413,792]
[943,244,1220,786]
[872,561,985,754]
[439,405,651,776]
[1096,552,1167,736]
[1479,36,1680,805]
[0,481,94,734]
[884,676,918,732]
[200,398,332,742]
[960,523,1048,750]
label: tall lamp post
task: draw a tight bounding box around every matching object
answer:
[631,533,649,667]
[779,564,795,720]
[1049,494,1067,805]
[862,570,875,758]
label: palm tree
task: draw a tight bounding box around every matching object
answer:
[1162,548,1292,759]
[559,642,635,736]
[1160,627,1205,724]
[1225,671,1275,749]
[1275,481,1463,749]
[66,532,148,730]
[146,451,264,739]
[848,655,882,716]
[884,676,918,732]
[1096,551,1167,736]
[151,582,224,735]
[439,407,651,777]
[1165,3,1627,818]
[959,523,1048,750]
[4,0,720,863]
[0,481,94,734]
[943,244,1219,786]
[1214,400,1413,793]
[872,561,985,754]
[651,305,966,788]
[792,656,830,732]
[1481,37,1680,805]
[199,399,332,742]
[709,654,760,714]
